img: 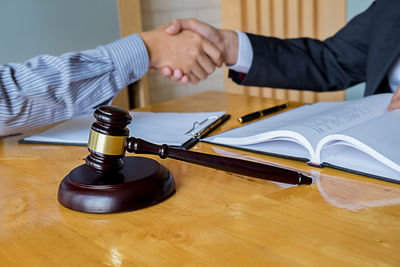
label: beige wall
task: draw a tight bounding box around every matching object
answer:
[140,0,224,104]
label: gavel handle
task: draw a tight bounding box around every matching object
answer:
[126,137,312,185]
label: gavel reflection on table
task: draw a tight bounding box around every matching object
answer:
[58,106,312,213]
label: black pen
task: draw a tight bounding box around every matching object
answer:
[238,103,288,123]
[181,114,231,149]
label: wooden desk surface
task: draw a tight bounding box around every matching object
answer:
[1,91,400,266]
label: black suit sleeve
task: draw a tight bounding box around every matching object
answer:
[229,2,375,92]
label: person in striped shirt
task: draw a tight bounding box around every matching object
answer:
[0,25,222,136]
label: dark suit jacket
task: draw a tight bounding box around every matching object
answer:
[229,0,400,96]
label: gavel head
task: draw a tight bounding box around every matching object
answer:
[85,106,132,173]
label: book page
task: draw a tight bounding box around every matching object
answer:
[284,94,390,148]
[205,94,393,161]
[317,110,400,181]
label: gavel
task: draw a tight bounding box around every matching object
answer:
[58,106,312,213]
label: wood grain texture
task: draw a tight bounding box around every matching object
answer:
[221,0,347,103]
[1,91,400,266]
[113,0,149,109]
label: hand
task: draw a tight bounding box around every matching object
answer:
[139,25,222,84]
[161,19,239,84]
[388,85,400,111]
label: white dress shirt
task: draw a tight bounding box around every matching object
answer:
[230,31,400,93]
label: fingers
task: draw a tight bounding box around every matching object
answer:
[159,66,180,82]
[187,42,219,82]
[388,86,400,111]
[159,66,189,83]
[388,102,400,111]
[159,24,223,84]
[160,66,172,77]
[197,53,216,75]
[165,19,222,48]
[202,39,223,67]
[165,19,182,35]
[161,41,218,83]
[172,69,183,81]
[189,38,222,81]
[187,73,200,84]
[165,19,197,35]
[190,61,209,81]
[179,75,189,84]
[185,19,221,45]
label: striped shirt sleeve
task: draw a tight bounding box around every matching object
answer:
[0,33,149,136]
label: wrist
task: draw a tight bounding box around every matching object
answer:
[139,30,160,67]
[220,30,238,65]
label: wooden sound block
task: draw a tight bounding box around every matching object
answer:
[58,156,175,213]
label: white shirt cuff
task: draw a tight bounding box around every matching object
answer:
[228,30,253,74]
[388,55,400,92]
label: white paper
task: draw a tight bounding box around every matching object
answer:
[22,111,226,147]
[205,94,392,160]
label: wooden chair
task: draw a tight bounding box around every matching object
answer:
[221,0,347,103]
[112,0,150,109]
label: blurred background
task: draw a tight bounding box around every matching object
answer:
[0,0,374,108]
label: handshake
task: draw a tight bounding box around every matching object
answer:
[139,19,239,84]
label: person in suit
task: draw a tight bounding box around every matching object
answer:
[160,0,400,110]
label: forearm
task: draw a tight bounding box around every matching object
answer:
[230,34,367,91]
[0,34,149,136]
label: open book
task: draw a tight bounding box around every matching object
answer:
[203,93,400,183]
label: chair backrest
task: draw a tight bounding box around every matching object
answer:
[221,0,347,103]
[112,0,150,109]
